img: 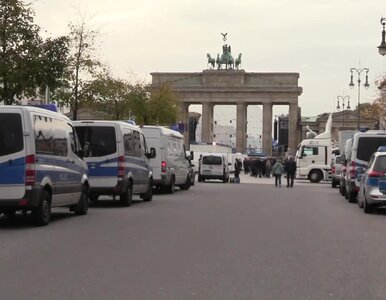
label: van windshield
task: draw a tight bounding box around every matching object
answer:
[357,137,386,162]
[202,156,222,165]
[75,126,116,157]
[0,113,23,156]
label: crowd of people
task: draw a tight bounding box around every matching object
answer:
[241,156,297,188]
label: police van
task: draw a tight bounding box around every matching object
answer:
[73,121,156,206]
[141,125,192,193]
[0,106,89,225]
[345,130,386,202]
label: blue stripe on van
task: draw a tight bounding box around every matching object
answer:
[0,157,25,184]
[87,157,119,177]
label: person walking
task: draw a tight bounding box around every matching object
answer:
[284,155,297,188]
[234,158,242,183]
[272,159,284,187]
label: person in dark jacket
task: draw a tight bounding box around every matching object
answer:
[284,155,297,188]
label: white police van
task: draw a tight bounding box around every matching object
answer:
[345,130,386,203]
[0,106,89,225]
[141,125,192,193]
[73,121,156,206]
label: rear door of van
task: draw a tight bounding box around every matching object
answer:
[75,123,118,188]
[0,108,27,200]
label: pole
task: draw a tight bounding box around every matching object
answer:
[357,80,361,130]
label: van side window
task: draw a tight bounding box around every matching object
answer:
[51,119,68,156]
[0,113,23,156]
[133,130,141,156]
[140,133,147,156]
[67,123,77,154]
[123,128,134,155]
[34,115,54,155]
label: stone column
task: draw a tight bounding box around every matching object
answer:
[236,103,247,153]
[288,103,298,156]
[178,102,190,149]
[201,102,214,143]
[262,103,273,156]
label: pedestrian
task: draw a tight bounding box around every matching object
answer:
[234,158,242,183]
[272,159,284,187]
[265,158,272,178]
[284,155,297,188]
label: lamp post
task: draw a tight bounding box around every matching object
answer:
[349,67,370,129]
[378,17,386,56]
[336,95,351,128]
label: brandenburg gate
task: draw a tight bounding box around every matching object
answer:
[151,35,303,155]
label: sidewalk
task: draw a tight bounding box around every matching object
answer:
[233,173,319,186]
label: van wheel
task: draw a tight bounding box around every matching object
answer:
[363,198,373,214]
[180,175,191,190]
[74,186,89,215]
[339,183,344,195]
[32,190,51,226]
[167,177,175,194]
[89,194,98,203]
[348,190,357,203]
[120,183,133,207]
[309,170,322,183]
[331,179,337,188]
[142,179,153,202]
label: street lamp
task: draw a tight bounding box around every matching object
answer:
[349,67,370,129]
[378,17,386,56]
[336,95,351,128]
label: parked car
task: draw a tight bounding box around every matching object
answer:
[357,146,386,213]
[0,106,89,226]
[198,154,230,183]
[331,154,344,188]
[73,121,156,206]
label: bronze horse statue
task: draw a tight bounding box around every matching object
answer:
[235,53,242,69]
[207,53,215,69]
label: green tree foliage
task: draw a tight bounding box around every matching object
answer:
[82,70,131,120]
[37,36,70,93]
[80,71,178,125]
[0,0,69,104]
[0,0,41,104]
[146,84,178,125]
[53,18,101,120]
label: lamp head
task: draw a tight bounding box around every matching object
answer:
[379,17,386,56]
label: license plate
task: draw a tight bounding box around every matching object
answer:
[379,179,386,193]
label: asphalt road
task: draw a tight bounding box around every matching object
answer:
[1,174,386,300]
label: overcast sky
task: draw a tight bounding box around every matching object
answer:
[32,0,386,118]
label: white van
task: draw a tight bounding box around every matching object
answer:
[73,121,156,206]
[0,106,89,225]
[198,154,230,183]
[141,126,192,193]
[345,130,386,202]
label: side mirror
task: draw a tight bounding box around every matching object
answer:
[146,147,156,159]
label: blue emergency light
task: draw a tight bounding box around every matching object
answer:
[377,146,386,152]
